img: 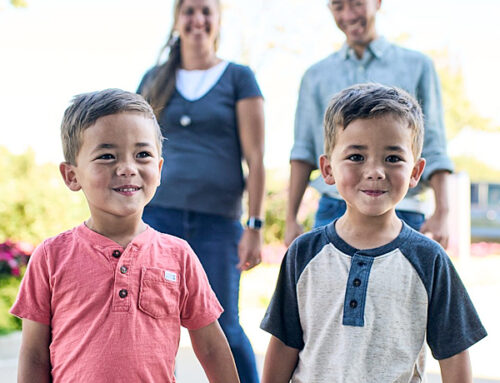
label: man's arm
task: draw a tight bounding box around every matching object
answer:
[18,319,51,383]
[284,160,315,246]
[236,96,265,271]
[420,170,450,248]
[438,350,472,383]
[188,321,240,382]
[416,56,454,248]
[262,335,299,383]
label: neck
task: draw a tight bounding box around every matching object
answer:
[348,34,377,59]
[180,44,219,70]
[85,215,146,249]
[336,210,401,250]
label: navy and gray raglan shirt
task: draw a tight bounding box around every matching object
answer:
[260,221,487,383]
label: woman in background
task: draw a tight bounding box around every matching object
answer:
[138,0,264,382]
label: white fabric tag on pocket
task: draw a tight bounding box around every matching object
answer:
[164,270,177,282]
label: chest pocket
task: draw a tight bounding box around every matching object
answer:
[138,267,180,319]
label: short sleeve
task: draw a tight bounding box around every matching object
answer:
[136,67,158,95]
[290,69,322,167]
[10,243,52,326]
[426,251,487,359]
[416,57,454,180]
[234,64,263,101]
[260,243,304,350]
[179,245,223,330]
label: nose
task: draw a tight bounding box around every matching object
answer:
[116,159,137,177]
[193,10,204,25]
[365,162,385,180]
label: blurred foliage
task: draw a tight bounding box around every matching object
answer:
[263,169,316,244]
[0,240,32,277]
[431,49,496,140]
[0,146,89,245]
[0,275,23,334]
[10,0,27,7]
[453,156,500,183]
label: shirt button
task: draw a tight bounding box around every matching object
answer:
[357,261,366,267]
[350,300,358,308]
[353,278,361,287]
[120,266,128,274]
[112,250,121,258]
[119,289,128,298]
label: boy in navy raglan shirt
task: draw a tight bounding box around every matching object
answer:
[261,83,486,383]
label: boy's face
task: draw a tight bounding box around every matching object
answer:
[60,112,163,224]
[320,114,425,220]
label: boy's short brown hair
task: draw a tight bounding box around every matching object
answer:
[323,83,424,159]
[61,88,163,165]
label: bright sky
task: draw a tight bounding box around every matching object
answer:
[1,0,499,168]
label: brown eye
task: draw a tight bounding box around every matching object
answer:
[97,154,114,160]
[137,151,152,159]
[348,154,364,162]
[386,155,402,163]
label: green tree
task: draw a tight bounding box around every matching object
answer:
[10,0,27,7]
[452,155,500,183]
[0,146,88,245]
[430,49,495,140]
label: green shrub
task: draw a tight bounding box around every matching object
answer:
[0,275,23,334]
[0,146,89,244]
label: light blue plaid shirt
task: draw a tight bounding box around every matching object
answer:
[291,37,454,213]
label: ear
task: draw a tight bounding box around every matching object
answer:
[59,162,82,192]
[320,154,336,185]
[157,158,164,187]
[409,158,426,189]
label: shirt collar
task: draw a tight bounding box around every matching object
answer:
[75,222,155,251]
[325,218,412,257]
[340,36,390,60]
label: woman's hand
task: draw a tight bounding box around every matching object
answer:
[237,228,262,271]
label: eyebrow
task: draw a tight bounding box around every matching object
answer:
[342,145,406,152]
[91,142,154,152]
[385,145,406,152]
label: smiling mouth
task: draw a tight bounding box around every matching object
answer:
[362,190,386,197]
[113,186,141,193]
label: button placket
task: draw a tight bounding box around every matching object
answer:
[342,253,374,327]
[111,246,137,312]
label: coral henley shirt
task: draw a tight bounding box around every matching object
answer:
[11,223,223,382]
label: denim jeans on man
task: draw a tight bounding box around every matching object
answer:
[143,206,259,383]
[315,195,425,230]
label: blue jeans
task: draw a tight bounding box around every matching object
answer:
[143,206,259,383]
[315,195,425,231]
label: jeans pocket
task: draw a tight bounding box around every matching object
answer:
[138,267,180,319]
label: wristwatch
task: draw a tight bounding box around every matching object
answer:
[246,217,264,230]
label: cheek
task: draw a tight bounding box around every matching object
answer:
[144,166,162,185]
[392,167,413,187]
[334,165,360,189]
[85,169,109,188]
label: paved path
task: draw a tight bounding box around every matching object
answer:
[1,329,498,382]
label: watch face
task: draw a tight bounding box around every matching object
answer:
[247,217,263,229]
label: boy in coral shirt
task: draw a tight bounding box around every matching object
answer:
[11,89,239,382]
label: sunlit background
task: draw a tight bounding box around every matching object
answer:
[1,0,499,169]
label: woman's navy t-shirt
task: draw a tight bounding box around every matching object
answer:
[138,62,262,219]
